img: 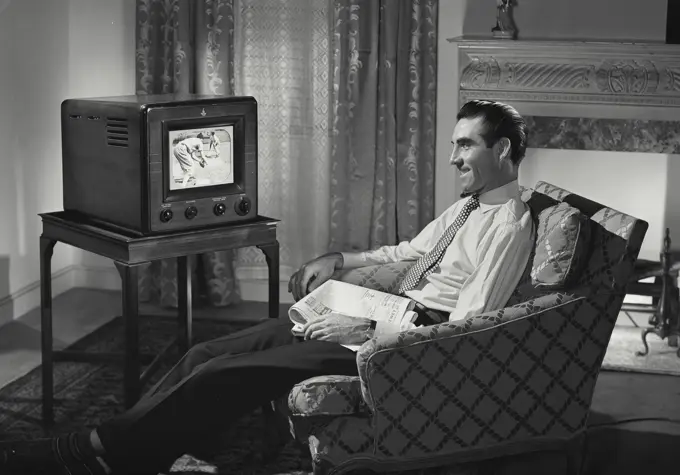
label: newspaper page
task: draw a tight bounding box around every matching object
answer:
[289,280,417,351]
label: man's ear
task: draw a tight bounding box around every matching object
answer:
[493,137,512,163]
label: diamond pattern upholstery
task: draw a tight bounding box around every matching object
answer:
[283,181,648,475]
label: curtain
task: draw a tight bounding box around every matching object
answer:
[232,0,331,284]
[328,0,438,252]
[135,0,240,308]
[134,0,438,307]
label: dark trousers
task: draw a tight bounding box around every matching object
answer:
[96,318,358,474]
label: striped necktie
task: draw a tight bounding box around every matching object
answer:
[398,194,480,294]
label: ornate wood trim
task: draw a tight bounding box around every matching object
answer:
[451,37,680,116]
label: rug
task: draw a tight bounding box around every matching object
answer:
[0,315,314,475]
[602,326,680,376]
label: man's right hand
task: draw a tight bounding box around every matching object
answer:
[288,253,343,301]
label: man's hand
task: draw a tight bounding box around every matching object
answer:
[303,313,372,345]
[288,253,343,301]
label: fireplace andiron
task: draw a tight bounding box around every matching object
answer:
[637,228,680,358]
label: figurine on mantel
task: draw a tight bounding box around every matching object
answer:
[492,0,518,39]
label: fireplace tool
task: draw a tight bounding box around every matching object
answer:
[637,228,680,358]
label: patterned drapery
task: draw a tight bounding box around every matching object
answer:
[134,0,438,308]
[328,0,438,252]
[135,0,240,307]
[231,0,331,283]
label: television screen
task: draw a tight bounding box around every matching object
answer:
[169,126,234,190]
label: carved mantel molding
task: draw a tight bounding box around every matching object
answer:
[451,37,680,119]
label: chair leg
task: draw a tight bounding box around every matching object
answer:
[565,434,586,475]
[260,402,291,462]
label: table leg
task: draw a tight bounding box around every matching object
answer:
[40,236,57,428]
[177,256,192,355]
[257,241,280,318]
[256,240,282,459]
[115,261,143,409]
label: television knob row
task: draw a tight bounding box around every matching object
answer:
[159,199,251,223]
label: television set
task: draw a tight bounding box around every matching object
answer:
[61,94,258,235]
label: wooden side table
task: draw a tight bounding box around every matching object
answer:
[39,212,280,426]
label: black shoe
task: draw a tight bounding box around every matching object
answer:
[0,437,65,474]
[0,433,108,475]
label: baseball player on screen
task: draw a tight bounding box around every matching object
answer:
[209,131,221,158]
[173,135,207,188]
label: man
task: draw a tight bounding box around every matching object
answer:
[0,100,534,475]
[173,135,207,188]
[208,131,221,158]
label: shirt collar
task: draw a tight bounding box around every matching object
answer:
[477,180,521,214]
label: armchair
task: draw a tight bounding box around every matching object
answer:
[280,181,648,475]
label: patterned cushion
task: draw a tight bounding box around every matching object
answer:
[531,201,591,289]
[288,375,368,417]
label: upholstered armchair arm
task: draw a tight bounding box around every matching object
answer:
[355,291,600,455]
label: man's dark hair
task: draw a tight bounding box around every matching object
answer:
[456,100,528,165]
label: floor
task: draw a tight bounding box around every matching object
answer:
[0,288,292,389]
[0,288,653,390]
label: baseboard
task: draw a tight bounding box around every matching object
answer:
[72,263,122,291]
[0,263,294,325]
[70,263,296,302]
[238,279,295,304]
[235,264,296,282]
[235,265,295,304]
[71,263,296,301]
[0,265,76,326]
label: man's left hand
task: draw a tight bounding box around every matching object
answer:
[303,313,372,346]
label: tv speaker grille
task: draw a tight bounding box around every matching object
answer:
[106,117,129,148]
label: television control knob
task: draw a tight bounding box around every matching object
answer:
[235,196,251,216]
[159,209,173,223]
[213,202,227,216]
[185,206,198,220]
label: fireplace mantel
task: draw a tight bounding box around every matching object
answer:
[450,36,680,122]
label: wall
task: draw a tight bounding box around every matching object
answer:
[434,0,468,217]
[462,0,668,42]
[0,0,74,325]
[436,0,673,259]
[67,0,136,290]
[0,0,135,324]
[518,150,668,261]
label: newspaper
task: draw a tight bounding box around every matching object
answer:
[289,279,418,351]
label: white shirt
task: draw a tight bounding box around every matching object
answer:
[341,180,534,336]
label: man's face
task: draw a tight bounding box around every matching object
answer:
[449,117,504,196]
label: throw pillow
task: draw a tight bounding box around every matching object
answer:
[531,201,591,288]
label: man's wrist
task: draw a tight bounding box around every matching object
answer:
[323,252,344,270]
